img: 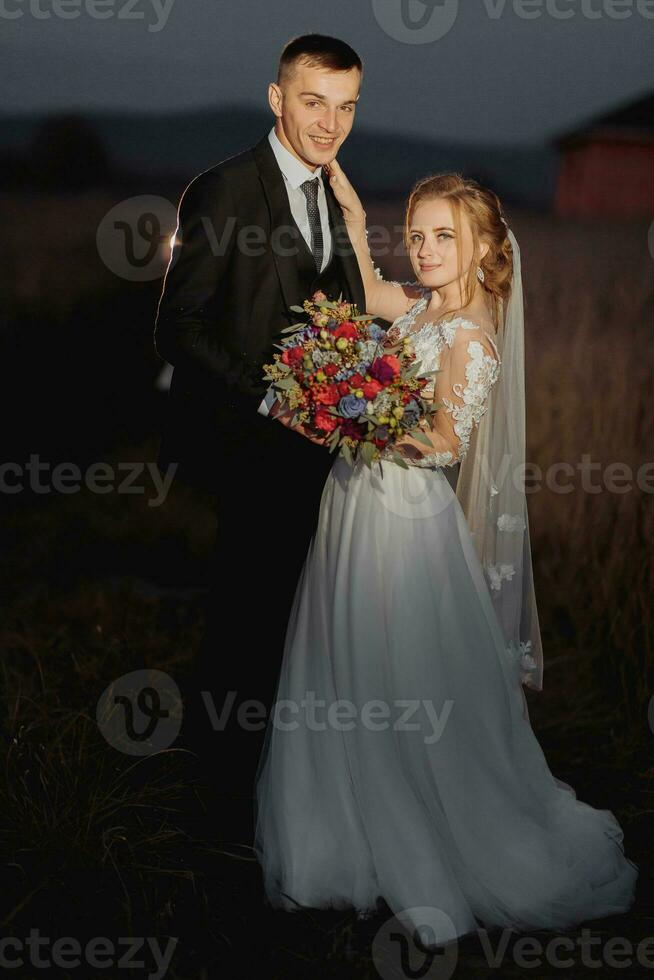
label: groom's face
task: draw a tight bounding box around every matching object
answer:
[269,62,361,170]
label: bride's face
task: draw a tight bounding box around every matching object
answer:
[407,198,487,292]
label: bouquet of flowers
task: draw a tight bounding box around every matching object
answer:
[262,290,440,469]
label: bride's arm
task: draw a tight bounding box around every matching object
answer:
[325,159,425,322]
[394,325,501,465]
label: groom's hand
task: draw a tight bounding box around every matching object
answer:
[270,398,327,447]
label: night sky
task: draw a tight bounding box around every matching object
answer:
[3,0,654,143]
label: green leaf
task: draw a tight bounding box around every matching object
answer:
[390,453,409,470]
[412,430,434,448]
[341,442,354,467]
[289,305,305,313]
[360,441,375,468]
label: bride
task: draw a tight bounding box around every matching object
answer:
[253,164,637,943]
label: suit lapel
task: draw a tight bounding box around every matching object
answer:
[252,135,312,312]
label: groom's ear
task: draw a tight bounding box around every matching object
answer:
[268,82,283,119]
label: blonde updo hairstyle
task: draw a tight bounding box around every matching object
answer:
[403,173,513,331]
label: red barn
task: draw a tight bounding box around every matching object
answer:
[555,93,654,218]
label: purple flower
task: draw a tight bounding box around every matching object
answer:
[369,358,396,385]
[341,419,365,439]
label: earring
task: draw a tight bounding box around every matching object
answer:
[476,265,485,284]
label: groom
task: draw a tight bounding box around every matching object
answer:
[154,34,366,802]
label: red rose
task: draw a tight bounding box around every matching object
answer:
[324,363,338,377]
[362,379,383,400]
[369,354,401,387]
[337,381,350,395]
[349,372,365,388]
[381,354,401,376]
[314,408,338,432]
[312,383,341,406]
[334,321,358,341]
[287,346,305,364]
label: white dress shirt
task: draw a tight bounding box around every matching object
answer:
[258,127,334,418]
[267,126,332,274]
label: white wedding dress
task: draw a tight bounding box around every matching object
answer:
[253,295,637,943]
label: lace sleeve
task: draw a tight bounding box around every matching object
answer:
[384,277,431,304]
[408,321,501,469]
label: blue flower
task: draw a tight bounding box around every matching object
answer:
[339,395,367,419]
[401,400,421,428]
[367,324,385,342]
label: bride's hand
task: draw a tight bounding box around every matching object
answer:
[395,441,425,462]
[323,159,365,224]
[393,427,427,462]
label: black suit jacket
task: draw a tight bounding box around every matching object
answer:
[154,133,366,493]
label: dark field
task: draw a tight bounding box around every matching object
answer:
[1,186,652,978]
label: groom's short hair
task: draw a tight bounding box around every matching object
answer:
[277,34,363,86]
